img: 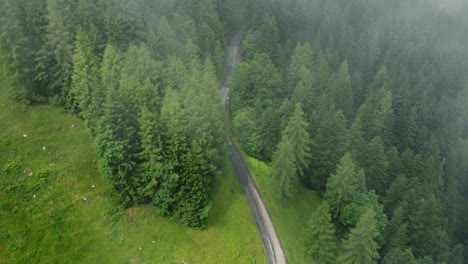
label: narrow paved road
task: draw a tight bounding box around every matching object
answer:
[222,33,288,264]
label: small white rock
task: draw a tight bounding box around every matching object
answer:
[42,146,46,151]
[23,134,27,138]
[83,197,87,201]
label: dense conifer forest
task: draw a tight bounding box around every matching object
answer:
[230,0,468,262]
[1,0,468,262]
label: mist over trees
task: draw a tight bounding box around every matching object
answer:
[228,0,468,262]
[1,0,468,261]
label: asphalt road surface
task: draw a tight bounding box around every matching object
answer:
[223,33,288,264]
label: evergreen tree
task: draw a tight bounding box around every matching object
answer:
[255,14,280,64]
[88,43,121,133]
[340,210,380,264]
[287,42,314,95]
[46,0,76,97]
[385,204,410,253]
[382,248,417,264]
[138,104,162,164]
[360,137,389,195]
[329,60,354,120]
[310,107,348,189]
[282,103,311,179]
[69,25,100,117]
[340,191,388,246]
[270,139,297,201]
[306,202,336,264]
[178,140,212,228]
[292,66,316,113]
[324,153,366,222]
[0,0,37,101]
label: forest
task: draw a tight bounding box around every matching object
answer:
[230,0,468,263]
[1,0,467,263]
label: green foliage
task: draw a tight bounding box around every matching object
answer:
[233,107,261,156]
[382,248,417,264]
[282,103,311,178]
[357,136,389,196]
[340,191,388,246]
[46,0,76,97]
[305,202,336,264]
[310,107,348,189]
[230,52,283,160]
[339,210,380,264]
[68,24,101,117]
[292,66,316,110]
[270,139,297,201]
[329,60,354,120]
[324,153,365,222]
[287,42,314,94]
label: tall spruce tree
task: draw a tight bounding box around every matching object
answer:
[69,25,100,117]
[306,202,336,264]
[324,153,366,222]
[340,209,380,264]
[46,0,76,97]
[310,107,348,189]
[282,103,311,180]
[271,140,297,202]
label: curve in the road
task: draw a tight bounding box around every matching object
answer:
[223,33,288,264]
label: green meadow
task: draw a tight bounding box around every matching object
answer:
[0,96,266,264]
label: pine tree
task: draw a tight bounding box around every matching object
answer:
[382,248,417,264]
[138,104,161,164]
[324,153,366,221]
[292,65,316,113]
[306,202,336,264]
[0,0,36,101]
[271,140,297,201]
[385,204,410,253]
[340,210,380,264]
[287,42,314,96]
[283,103,311,179]
[88,43,121,134]
[46,0,76,97]
[310,107,348,189]
[255,14,279,64]
[360,137,389,195]
[329,60,354,120]
[69,24,100,117]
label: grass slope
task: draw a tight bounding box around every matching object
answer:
[0,96,266,264]
[243,155,321,264]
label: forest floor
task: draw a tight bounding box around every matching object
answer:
[243,155,322,264]
[0,95,266,263]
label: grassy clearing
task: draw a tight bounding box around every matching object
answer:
[243,155,321,264]
[0,95,266,264]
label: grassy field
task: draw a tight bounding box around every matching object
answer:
[243,155,322,264]
[0,95,266,264]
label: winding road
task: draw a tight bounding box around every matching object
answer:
[222,33,288,264]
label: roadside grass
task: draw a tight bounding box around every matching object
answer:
[0,95,266,264]
[243,155,322,264]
